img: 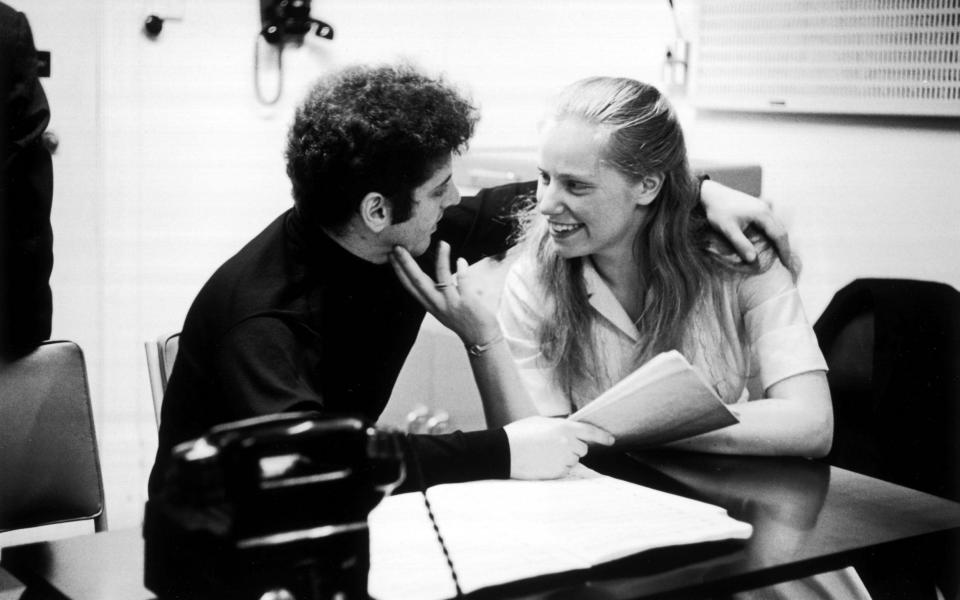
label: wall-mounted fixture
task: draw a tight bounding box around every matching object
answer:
[691,0,960,117]
[143,15,166,37]
[255,0,335,105]
[259,0,333,45]
[142,1,186,39]
[662,0,690,96]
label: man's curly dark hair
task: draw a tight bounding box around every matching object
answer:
[285,64,478,230]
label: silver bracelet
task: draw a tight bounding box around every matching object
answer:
[465,332,504,357]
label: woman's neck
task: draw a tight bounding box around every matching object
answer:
[591,250,644,322]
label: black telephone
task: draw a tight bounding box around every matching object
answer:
[260,0,334,46]
[144,412,403,600]
[255,0,335,105]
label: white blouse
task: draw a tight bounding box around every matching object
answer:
[497,252,827,415]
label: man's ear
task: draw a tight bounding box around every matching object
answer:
[634,173,664,206]
[358,192,391,233]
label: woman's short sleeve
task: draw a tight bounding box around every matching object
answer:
[741,260,828,392]
[497,258,573,416]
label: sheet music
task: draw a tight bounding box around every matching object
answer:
[570,351,739,446]
[368,466,752,600]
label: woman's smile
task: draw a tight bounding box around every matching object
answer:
[548,220,585,239]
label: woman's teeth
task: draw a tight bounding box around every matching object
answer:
[550,222,583,235]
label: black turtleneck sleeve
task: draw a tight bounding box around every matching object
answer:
[437,181,537,263]
[401,428,509,492]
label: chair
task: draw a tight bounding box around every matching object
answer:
[814,278,960,600]
[0,340,106,535]
[815,278,960,501]
[144,332,180,425]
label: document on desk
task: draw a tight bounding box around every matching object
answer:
[569,350,739,446]
[368,466,752,600]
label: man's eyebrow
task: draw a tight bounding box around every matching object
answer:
[432,174,452,191]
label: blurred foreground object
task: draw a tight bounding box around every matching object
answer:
[144,413,404,600]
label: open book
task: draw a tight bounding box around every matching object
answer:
[368,466,753,600]
[569,350,739,446]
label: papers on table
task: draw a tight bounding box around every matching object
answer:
[368,466,753,600]
[570,350,739,446]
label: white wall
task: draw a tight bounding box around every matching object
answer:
[683,110,960,318]
[17,0,960,530]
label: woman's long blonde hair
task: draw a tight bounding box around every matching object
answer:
[524,77,785,403]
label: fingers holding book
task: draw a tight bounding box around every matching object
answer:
[504,416,614,480]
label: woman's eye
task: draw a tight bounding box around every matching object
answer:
[567,182,591,194]
[538,172,550,184]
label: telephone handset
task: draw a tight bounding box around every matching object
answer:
[255,0,335,105]
[144,412,403,600]
[259,0,334,46]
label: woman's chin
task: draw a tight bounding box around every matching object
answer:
[549,239,587,260]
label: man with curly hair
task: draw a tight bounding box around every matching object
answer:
[149,63,788,495]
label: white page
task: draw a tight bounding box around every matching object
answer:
[368,466,752,600]
[575,352,684,415]
[368,487,587,600]
[570,351,739,446]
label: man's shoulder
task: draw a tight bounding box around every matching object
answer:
[206,212,280,281]
[0,6,33,73]
[0,4,24,43]
[183,210,301,333]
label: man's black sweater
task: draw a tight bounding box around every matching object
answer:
[148,182,535,496]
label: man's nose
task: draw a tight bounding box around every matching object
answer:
[444,184,462,209]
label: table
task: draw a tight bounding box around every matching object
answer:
[4,453,960,600]
[1,527,151,600]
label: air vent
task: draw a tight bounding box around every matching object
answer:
[692,0,960,116]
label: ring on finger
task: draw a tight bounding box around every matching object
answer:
[434,280,456,290]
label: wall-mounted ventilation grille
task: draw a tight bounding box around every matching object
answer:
[692,0,960,116]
